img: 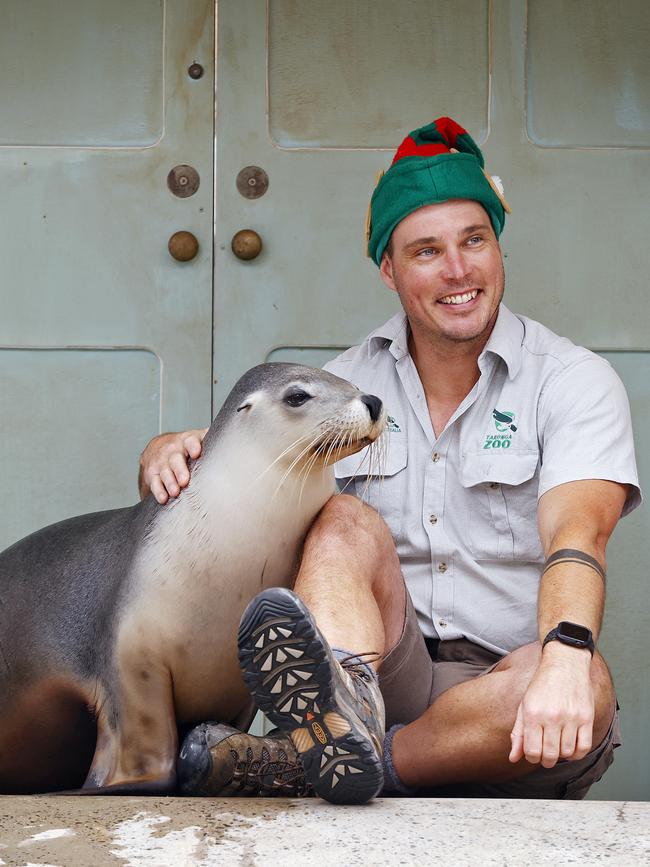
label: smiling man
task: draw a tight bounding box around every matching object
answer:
[140,118,640,802]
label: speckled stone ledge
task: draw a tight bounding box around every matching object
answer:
[0,796,648,866]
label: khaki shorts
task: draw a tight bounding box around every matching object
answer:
[378,592,621,799]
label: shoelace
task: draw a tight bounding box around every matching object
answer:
[232,749,306,794]
[254,760,306,787]
[337,650,384,677]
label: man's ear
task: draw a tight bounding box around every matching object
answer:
[379,251,397,292]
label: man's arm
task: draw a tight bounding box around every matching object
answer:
[138,429,208,503]
[508,478,627,768]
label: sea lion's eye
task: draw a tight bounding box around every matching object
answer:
[284,389,312,407]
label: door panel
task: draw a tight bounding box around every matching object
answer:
[268,0,489,148]
[0,0,214,548]
[0,349,159,549]
[527,0,650,147]
[0,0,164,147]
[216,0,649,798]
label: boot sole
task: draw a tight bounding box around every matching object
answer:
[238,588,383,805]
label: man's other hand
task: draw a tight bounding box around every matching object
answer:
[139,429,208,503]
[508,642,594,768]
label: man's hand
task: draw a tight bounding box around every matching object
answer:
[509,642,594,768]
[139,429,208,504]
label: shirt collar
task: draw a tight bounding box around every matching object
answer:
[480,304,524,380]
[367,303,524,377]
[367,310,411,360]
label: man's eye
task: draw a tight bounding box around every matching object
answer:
[418,247,436,256]
[466,235,483,246]
[284,390,312,407]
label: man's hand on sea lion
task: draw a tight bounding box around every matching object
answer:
[139,428,208,503]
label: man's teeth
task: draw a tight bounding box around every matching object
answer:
[439,289,479,305]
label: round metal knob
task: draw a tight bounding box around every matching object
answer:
[232,229,262,261]
[168,231,199,262]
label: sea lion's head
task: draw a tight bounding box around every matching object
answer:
[206,363,386,469]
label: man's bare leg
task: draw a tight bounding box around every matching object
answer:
[292,495,616,790]
[293,494,406,663]
[391,645,615,788]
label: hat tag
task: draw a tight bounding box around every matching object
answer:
[365,169,385,257]
[482,168,512,214]
[452,147,512,214]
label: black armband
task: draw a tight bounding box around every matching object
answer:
[542,548,606,582]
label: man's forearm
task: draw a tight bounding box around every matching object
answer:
[535,480,625,646]
[537,534,606,645]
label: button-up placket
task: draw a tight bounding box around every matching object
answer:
[423,427,454,633]
[423,357,499,636]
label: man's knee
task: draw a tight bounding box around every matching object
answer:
[308,494,396,557]
[488,641,543,714]
[591,652,616,745]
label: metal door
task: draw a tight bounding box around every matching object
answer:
[0,0,214,549]
[215,0,649,799]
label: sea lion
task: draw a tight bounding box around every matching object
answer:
[0,363,385,794]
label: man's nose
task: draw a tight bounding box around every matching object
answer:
[441,247,471,280]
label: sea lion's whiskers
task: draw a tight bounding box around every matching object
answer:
[294,419,346,504]
[269,420,340,501]
[297,436,330,493]
[266,422,332,483]
[258,425,323,479]
[359,433,387,504]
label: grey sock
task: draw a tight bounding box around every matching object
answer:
[382,724,416,795]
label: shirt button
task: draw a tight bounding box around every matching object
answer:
[489,482,500,489]
[437,562,447,572]
[439,620,447,628]
[429,514,438,525]
[432,452,440,463]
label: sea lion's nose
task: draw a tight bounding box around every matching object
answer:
[360,394,383,423]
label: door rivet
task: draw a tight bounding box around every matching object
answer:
[236,166,269,199]
[167,165,200,198]
[188,63,204,80]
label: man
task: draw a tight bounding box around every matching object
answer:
[141,118,640,802]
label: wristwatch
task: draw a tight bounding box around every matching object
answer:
[542,621,595,656]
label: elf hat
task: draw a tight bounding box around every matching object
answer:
[366,117,511,266]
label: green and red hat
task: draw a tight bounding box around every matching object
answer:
[366,117,511,265]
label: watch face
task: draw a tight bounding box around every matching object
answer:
[558,621,591,643]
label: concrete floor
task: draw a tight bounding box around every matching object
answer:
[0,796,648,866]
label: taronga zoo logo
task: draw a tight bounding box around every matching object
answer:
[483,409,517,449]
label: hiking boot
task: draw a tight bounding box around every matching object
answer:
[237,587,385,805]
[177,722,309,797]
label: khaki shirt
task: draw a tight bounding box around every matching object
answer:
[324,304,641,655]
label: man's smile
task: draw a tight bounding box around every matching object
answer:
[438,288,480,306]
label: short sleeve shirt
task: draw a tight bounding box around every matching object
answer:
[324,304,641,655]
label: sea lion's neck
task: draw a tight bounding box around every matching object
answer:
[151,440,336,558]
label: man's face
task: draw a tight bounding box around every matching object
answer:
[379,199,505,348]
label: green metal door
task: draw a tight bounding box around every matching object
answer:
[215,0,649,799]
[0,0,214,549]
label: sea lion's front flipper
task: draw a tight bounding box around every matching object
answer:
[83,661,178,794]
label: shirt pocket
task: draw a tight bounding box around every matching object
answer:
[334,439,408,544]
[460,452,543,562]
